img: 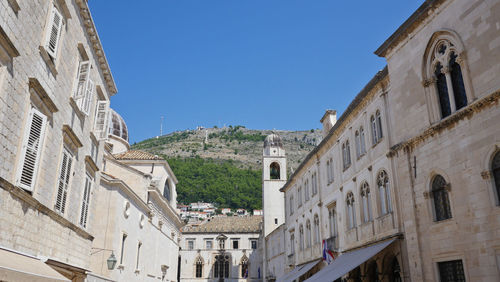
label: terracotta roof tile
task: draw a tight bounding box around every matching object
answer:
[113,150,160,160]
[182,216,262,233]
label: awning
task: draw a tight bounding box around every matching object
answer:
[0,248,70,282]
[304,239,396,282]
[277,259,322,282]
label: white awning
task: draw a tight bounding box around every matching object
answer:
[277,259,322,282]
[0,248,70,282]
[304,239,396,282]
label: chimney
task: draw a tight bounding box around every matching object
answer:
[320,110,337,138]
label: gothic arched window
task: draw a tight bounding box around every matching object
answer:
[389,258,402,282]
[346,192,356,229]
[195,256,203,278]
[306,219,312,248]
[241,256,249,278]
[214,255,230,278]
[299,224,304,250]
[313,214,320,244]
[366,261,380,282]
[492,151,500,205]
[360,182,372,222]
[432,175,452,221]
[343,141,351,170]
[423,32,470,120]
[270,162,280,180]
[377,170,392,215]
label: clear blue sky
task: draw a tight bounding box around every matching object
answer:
[89,1,423,144]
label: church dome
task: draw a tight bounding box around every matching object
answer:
[108,109,129,142]
[264,133,283,148]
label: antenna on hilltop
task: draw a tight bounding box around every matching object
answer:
[160,115,164,136]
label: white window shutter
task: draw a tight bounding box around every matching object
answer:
[45,6,63,58]
[16,108,47,191]
[82,79,94,115]
[94,101,109,139]
[74,61,91,110]
[79,174,92,228]
[55,148,73,214]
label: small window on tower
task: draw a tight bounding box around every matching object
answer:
[275,218,278,224]
[270,162,280,180]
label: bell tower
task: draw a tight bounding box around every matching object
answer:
[262,133,286,237]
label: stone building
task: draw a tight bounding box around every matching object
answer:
[179,216,263,281]
[272,0,500,281]
[87,110,183,282]
[0,0,116,280]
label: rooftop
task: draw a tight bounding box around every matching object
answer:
[182,216,262,233]
[114,150,161,160]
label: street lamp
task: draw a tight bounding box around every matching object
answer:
[107,252,117,270]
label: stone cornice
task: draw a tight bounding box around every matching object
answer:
[29,77,58,113]
[0,24,19,57]
[388,90,500,157]
[75,0,117,95]
[0,177,93,240]
[62,124,83,148]
[148,189,184,228]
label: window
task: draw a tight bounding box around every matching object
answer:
[232,240,239,249]
[377,170,392,215]
[93,101,110,139]
[312,173,318,195]
[389,258,402,282]
[214,255,230,278]
[163,179,171,201]
[306,220,311,248]
[290,232,295,254]
[438,260,466,282]
[274,218,278,224]
[305,180,310,201]
[299,225,304,250]
[355,128,366,158]
[251,239,257,249]
[16,108,47,191]
[360,182,372,222]
[79,173,93,228]
[270,162,280,179]
[206,240,213,249]
[135,242,142,270]
[195,256,203,278]
[432,175,452,221]
[187,240,194,250]
[492,151,500,205]
[376,111,383,141]
[119,233,127,265]
[298,186,302,206]
[73,61,94,115]
[241,256,249,278]
[328,207,337,238]
[289,195,294,215]
[313,214,320,244]
[54,147,73,214]
[424,35,469,119]
[371,112,383,145]
[44,5,63,59]
[346,192,356,229]
[327,157,335,183]
[343,141,351,170]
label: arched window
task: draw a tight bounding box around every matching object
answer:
[432,175,452,221]
[305,179,310,201]
[214,255,230,278]
[377,170,392,215]
[290,232,295,255]
[328,207,337,238]
[299,224,304,250]
[366,261,380,282]
[306,219,312,248]
[371,112,383,145]
[389,258,402,282]
[492,151,500,205]
[343,141,351,170]
[312,173,318,195]
[163,179,171,201]
[195,256,203,278]
[289,195,294,215]
[313,214,320,244]
[360,127,366,154]
[371,115,378,145]
[297,186,302,206]
[376,110,383,140]
[270,162,280,179]
[424,32,470,120]
[360,182,372,222]
[241,256,249,278]
[355,130,361,158]
[346,192,356,229]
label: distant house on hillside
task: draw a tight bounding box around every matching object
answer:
[253,210,263,216]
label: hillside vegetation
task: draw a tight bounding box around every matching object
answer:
[133,126,322,209]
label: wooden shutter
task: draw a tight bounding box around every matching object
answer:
[82,79,94,115]
[16,108,47,191]
[79,174,92,228]
[94,101,109,139]
[54,148,73,214]
[45,6,63,58]
[74,61,91,111]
